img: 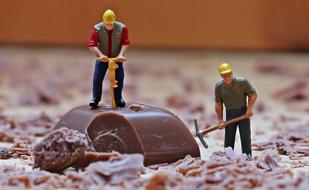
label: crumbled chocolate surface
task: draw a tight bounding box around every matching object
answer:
[0,113,57,143]
[274,80,309,102]
[0,48,308,189]
[1,150,308,190]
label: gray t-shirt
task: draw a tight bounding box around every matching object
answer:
[215,77,256,110]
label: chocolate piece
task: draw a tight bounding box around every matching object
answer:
[0,147,10,159]
[257,150,281,171]
[10,143,31,159]
[54,103,200,165]
[33,127,88,171]
[86,153,144,184]
[166,95,205,113]
[146,172,169,190]
[255,61,291,75]
[33,127,128,171]
[274,80,309,102]
[0,131,15,142]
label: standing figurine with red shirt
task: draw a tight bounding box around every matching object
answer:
[88,9,130,108]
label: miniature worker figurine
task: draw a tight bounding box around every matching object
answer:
[215,63,257,158]
[88,9,130,108]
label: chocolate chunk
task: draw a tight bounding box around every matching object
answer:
[10,143,31,159]
[86,153,144,184]
[0,132,15,143]
[145,172,169,190]
[274,80,309,102]
[255,61,291,75]
[8,175,31,188]
[33,127,88,171]
[166,95,205,113]
[257,150,281,171]
[0,147,10,159]
[224,147,237,160]
[54,103,200,165]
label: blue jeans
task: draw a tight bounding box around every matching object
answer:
[92,60,124,103]
[224,107,252,156]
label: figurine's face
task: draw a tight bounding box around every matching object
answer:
[221,72,233,85]
[104,23,114,30]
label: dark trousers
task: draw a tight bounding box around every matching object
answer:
[224,107,252,156]
[92,60,124,103]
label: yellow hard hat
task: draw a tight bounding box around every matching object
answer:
[218,63,233,74]
[102,9,116,25]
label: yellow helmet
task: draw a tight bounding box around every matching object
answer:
[102,9,116,25]
[218,63,233,74]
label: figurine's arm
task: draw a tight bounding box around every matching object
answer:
[246,93,257,118]
[89,46,108,62]
[215,100,224,121]
[117,45,128,58]
[116,27,130,61]
[216,101,225,130]
[88,28,108,62]
[89,46,104,57]
[215,83,225,129]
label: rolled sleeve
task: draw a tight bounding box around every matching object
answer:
[121,26,130,45]
[88,28,100,47]
[215,83,223,102]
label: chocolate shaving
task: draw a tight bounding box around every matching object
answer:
[274,80,309,102]
[129,104,144,111]
[257,150,280,171]
[166,95,205,113]
[86,153,144,184]
[255,61,291,75]
[0,147,10,159]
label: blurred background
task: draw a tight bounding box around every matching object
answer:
[0,0,308,160]
[1,0,309,49]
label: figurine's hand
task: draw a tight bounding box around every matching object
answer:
[97,55,109,62]
[218,120,225,130]
[116,55,127,62]
[245,109,254,118]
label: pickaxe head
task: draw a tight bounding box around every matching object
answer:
[194,119,208,149]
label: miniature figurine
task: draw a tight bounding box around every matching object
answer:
[215,63,257,158]
[88,9,130,108]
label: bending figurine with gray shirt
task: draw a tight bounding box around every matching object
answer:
[215,63,257,158]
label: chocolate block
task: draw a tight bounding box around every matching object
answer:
[54,103,200,165]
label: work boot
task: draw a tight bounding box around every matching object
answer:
[245,154,252,161]
[89,100,98,108]
[116,99,126,108]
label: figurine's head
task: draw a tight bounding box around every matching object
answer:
[102,9,116,30]
[219,63,233,85]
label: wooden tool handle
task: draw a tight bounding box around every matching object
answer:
[108,58,127,62]
[201,115,247,136]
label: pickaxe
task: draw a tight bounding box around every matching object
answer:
[194,115,247,148]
